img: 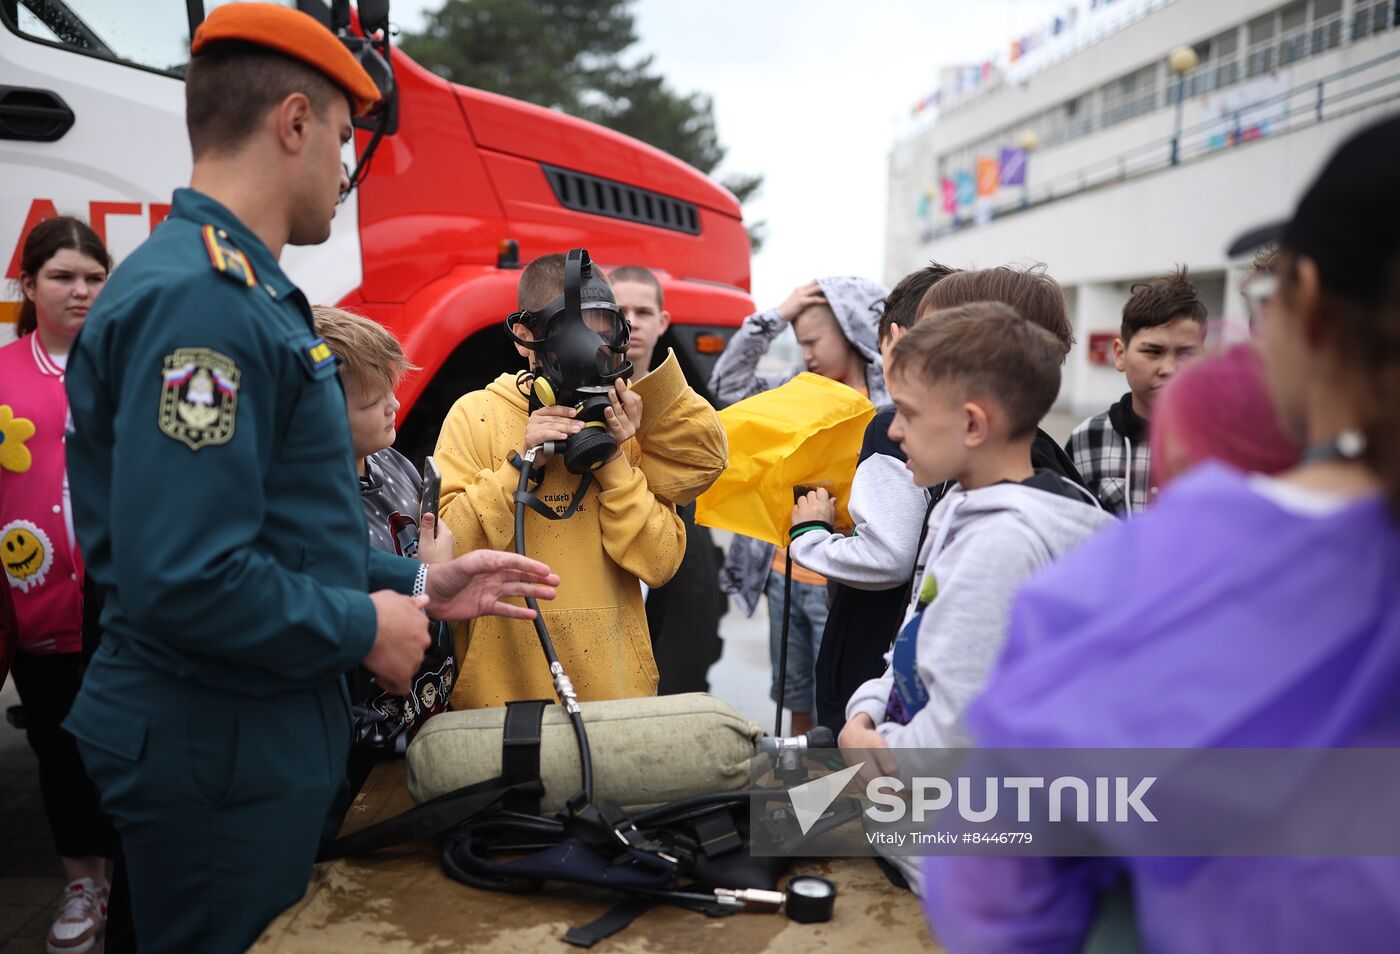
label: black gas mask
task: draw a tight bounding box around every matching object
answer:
[505,249,633,474]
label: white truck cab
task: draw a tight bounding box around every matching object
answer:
[0,0,361,346]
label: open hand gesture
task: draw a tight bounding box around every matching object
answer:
[424,549,560,622]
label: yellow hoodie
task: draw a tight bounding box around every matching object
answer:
[436,351,728,709]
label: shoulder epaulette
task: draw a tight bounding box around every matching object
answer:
[201,224,257,289]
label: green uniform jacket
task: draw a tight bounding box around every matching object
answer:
[65,188,418,695]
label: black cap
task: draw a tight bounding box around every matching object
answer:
[1227,115,1400,302]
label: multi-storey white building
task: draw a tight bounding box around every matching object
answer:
[886,0,1400,416]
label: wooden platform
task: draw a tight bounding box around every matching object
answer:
[253,761,939,953]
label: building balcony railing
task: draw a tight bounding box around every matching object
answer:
[938,5,1393,174]
[918,46,1400,245]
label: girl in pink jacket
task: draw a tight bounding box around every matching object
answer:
[1,216,115,953]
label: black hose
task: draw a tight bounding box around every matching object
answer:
[515,450,594,803]
[773,547,793,738]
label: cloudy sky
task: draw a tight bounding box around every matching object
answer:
[388,0,1074,308]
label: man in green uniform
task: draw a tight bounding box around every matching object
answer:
[61,6,558,951]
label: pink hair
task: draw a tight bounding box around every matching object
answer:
[1151,343,1301,488]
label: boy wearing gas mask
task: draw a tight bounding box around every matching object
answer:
[434,252,727,709]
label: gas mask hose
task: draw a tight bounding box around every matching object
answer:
[516,443,594,803]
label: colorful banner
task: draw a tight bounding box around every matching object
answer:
[976,156,1000,197]
[916,188,931,219]
[955,170,976,207]
[999,147,1027,186]
[911,90,941,116]
[940,178,957,214]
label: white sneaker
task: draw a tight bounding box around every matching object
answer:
[46,878,108,954]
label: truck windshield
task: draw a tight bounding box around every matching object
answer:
[3,0,299,75]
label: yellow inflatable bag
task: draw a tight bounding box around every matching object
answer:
[696,372,874,546]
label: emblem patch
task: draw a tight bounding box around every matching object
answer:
[159,348,241,451]
[2,519,52,592]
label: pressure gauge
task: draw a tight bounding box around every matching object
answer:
[785,875,837,923]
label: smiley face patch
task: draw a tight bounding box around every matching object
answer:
[2,520,53,592]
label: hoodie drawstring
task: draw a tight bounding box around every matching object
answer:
[911,492,965,608]
[1123,434,1134,517]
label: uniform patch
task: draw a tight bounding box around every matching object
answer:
[202,224,257,289]
[2,519,52,592]
[159,348,242,451]
[306,337,336,370]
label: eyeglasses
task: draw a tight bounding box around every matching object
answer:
[1241,271,1278,326]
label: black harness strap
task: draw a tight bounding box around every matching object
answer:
[514,472,594,521]
[317,774,542,862]
[691,810,743,859]
[501,699,550,815]
[563,898,658,948]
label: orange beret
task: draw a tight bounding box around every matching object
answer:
[191,4,381,117]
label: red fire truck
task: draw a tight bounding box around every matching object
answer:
[0,0,754,460]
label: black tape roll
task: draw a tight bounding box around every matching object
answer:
[785,875,836,923]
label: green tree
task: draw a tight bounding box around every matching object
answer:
[400,0,765,249]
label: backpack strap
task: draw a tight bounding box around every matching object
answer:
[563,898,658,948]
[500,699,551,815]
[514,472,594,521]
[690,810,744,859]
[317,773,541,861]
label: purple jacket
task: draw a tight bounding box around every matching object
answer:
[922,464,1400,953]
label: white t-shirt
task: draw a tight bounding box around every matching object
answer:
[1249,474,1357,517]
[45,344,75,547]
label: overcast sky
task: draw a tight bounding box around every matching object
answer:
[387,0,1074,308]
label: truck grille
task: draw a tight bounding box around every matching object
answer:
[542,164,701,235]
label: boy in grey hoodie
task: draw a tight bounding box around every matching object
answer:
[709,276,888,735]
[787,265,955,735]
[837,302,1115,890]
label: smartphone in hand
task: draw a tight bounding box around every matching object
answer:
[420,456,442,538]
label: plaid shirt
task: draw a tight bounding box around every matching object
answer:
[1067,394,1152,516]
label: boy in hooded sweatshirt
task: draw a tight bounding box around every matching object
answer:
[708,276,888,735]
[787,264,954,735]
[840,302,1115,891]
[434,253,727,709]
[1067,267,1206,515]
[793,264,1098,735]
